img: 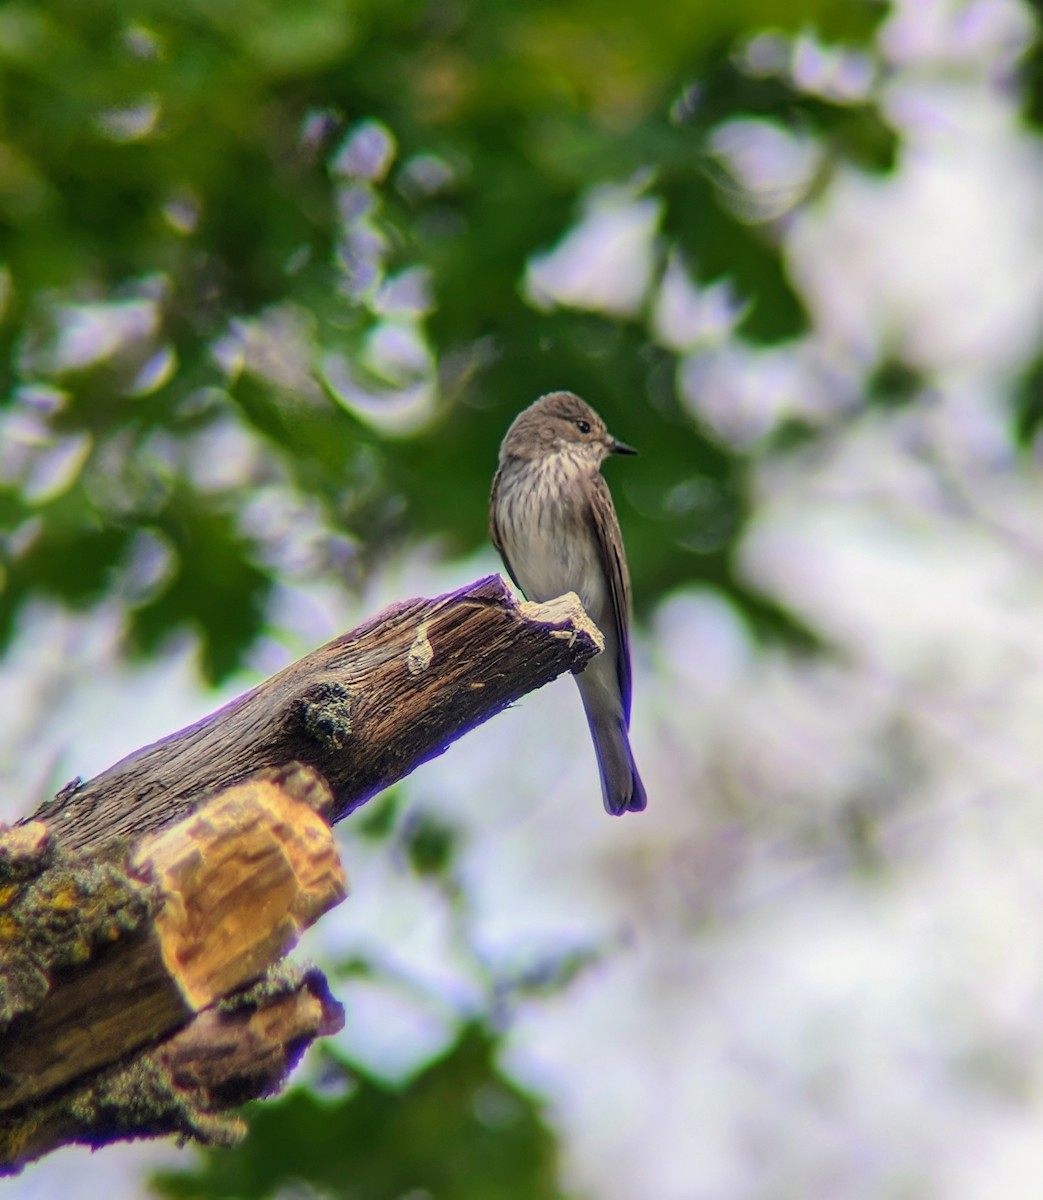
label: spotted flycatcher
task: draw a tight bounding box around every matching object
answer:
[490,391,646,815]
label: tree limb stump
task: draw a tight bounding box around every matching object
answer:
[3,962,343,1168]
[0,766,345,1171]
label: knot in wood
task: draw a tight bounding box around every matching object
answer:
[295,682,354,750]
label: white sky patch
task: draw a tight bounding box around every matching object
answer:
[788,59,1043,379]
[791,32,877,102]
[680,338,860,448]
[35,298,160,374]
[325,974,462,1085]
[161,186,200,235]
[331,118,397,182]
[652,256,741,351]
[96,96,160,142]
[179,414,266,493]
[321,340,437,436]
[21,431,92,504]
[879,0,1033,70]
[526,185,661,317]
[710,118,823,221]
[743,492,1043,678]
[363,320,433,385]
[212,303,323,401]
[373,266,433,318]
[741,30,877,104]
[128,343,177,395]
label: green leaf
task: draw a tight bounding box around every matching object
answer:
[402,809,459,878]
[151,1025,564,1200]
[1013,353,1043,449]
[867,358,923,410]
[129,493,271,684]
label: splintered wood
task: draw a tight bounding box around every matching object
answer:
[136,767,346,1008]
[0,766,346,1120]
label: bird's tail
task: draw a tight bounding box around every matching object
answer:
[586,710,647,816]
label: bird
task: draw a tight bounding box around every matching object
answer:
[489,390,647,815]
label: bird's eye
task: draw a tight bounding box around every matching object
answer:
[576,419,591,434]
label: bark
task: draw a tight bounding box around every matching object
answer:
[0,577,601,1173]
[0,766,345,1170]
[30,575,602,852]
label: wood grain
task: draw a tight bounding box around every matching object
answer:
[28,576,602,853]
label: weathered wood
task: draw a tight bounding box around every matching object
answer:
[0,766,345,1121]
[28,576,602,853]
[0,963,344,1170]
[155,964,343,1107]
[138,765,344,1008]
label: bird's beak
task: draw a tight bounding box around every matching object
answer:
[608,436,637,456]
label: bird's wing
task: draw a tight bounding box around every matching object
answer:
[586,472,633,726]
[489,467,525,595]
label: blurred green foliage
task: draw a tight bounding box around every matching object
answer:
[152,1024,563,1200]
[0,0,894,681]
[0,0,911,1193]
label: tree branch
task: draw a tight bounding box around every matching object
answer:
[0,765,346,1169]
[28,576,602,853]
[0,576,601,1172]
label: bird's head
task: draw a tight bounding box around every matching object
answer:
[500,391,637,465]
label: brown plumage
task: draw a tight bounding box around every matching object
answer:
[490,391,646,815]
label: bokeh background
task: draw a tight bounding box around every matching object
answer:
[5,0,1043,1196]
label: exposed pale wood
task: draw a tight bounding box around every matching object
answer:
[0,821,50,867]
[0,766,345,1119]
[29,576,602,853]
[136,765,345,1008]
